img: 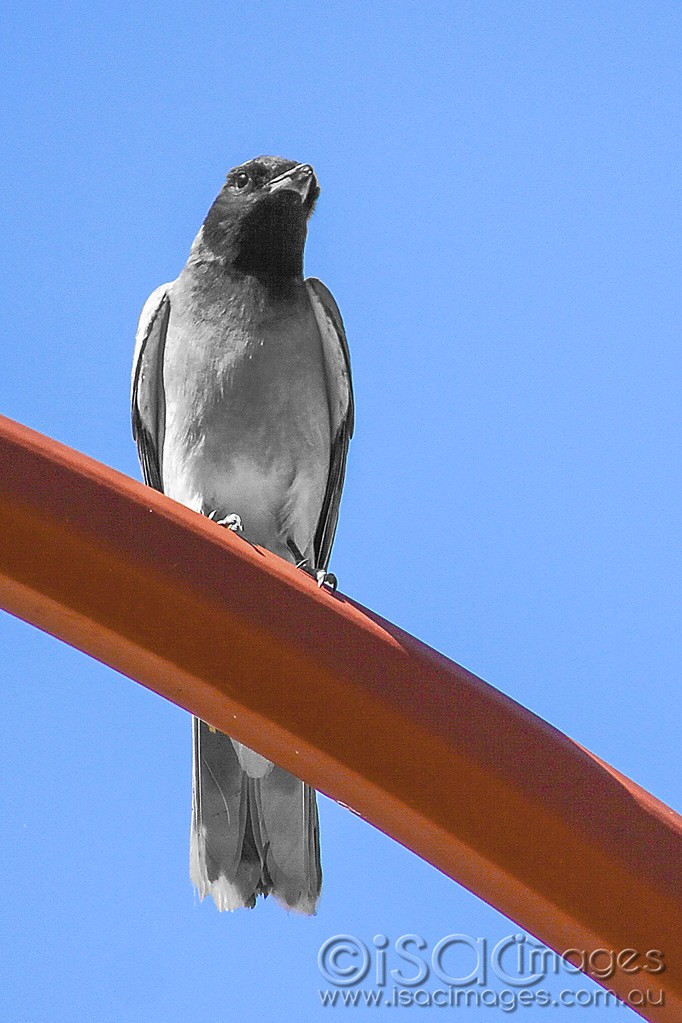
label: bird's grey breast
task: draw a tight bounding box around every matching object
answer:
[161,260,332,557]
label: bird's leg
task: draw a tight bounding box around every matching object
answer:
[207,510,244,533]
[286,538,338,591]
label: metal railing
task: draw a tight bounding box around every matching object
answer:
[0,412,679,1020]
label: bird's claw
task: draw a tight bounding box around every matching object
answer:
[316,570,338,591]
[290,534,337,590]
[208,511,244,533]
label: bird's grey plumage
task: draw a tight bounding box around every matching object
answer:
[307,278,354,570]
[131,157,353,913]
[131,287,171,492]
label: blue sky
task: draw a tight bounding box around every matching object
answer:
[1,2,680,1019]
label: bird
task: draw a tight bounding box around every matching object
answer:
[131,156,354,914]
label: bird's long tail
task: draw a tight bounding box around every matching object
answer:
[190,717,321,913]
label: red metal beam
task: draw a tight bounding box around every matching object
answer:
[0,412,679,1019]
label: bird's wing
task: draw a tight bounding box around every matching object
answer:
[305,277,354,571]
[131,284,172,492]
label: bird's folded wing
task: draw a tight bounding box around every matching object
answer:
[131,284,172,492]
[306,277,355,571]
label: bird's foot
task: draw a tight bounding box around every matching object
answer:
[295,558,337,591]
[208,511,244,533]
[288,539,338,590]
[316,569,338,591]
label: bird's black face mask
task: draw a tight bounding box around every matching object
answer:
[202,156,320,281]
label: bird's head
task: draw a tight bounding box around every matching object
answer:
[202,156,320,281]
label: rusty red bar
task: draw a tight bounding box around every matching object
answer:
[0,412,678,1019]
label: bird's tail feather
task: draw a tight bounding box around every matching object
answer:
[190,717,321,913]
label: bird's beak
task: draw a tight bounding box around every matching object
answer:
[266,163,315,203]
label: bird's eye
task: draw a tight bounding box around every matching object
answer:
[235,171,249,189]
